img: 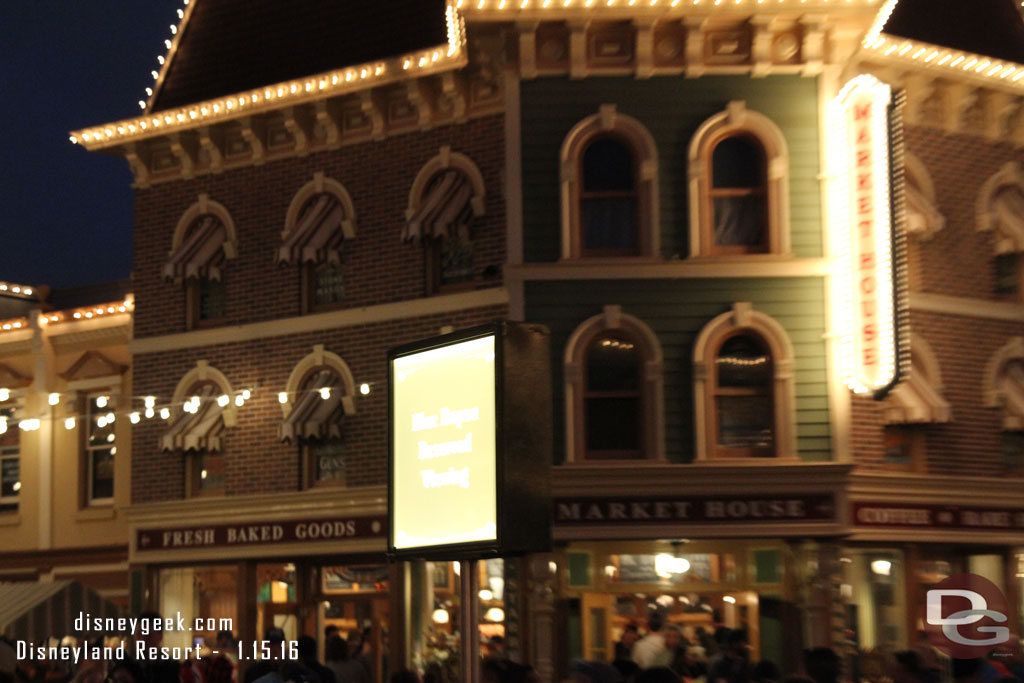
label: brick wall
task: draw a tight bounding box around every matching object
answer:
[130,113,508,503]
[851,126,1024,475]
[133,114,506,339]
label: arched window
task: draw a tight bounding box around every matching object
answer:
[560,105,659,260]
[693,303,796,459]
[162,361,238,497]
[164,195,237,330]
[688,102,789,257]
[280,345,358,488]
[977,163,1024,298]
[279,173,357,313]
[404,147,486,294]
[564,306,664,462]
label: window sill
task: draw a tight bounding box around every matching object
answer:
[687,252,795,262]
[0,513,22,526]
[76,506,116,522]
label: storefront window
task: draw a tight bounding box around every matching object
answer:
[257,563,298,643]
[159,565,238,651]
[841,549,906,654]
[320,564,389,683]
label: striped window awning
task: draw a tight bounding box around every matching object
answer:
[997,361,1024,430]
[993,185,1024,253]
[163,216,228,281]
[0,581,124,643]
[905,183,944,237]
[403,170,475,243]
[884,366,951,424]
[161,385,227,452]
[278,194,349,265]
[280,369,354,442]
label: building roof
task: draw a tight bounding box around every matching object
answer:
[883,0,1024,66]
[46,278,132,311]
[151,0,448,113]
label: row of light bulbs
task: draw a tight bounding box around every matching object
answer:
[0,382,373,433]
[461,0,872,6]
[0,300,133,338]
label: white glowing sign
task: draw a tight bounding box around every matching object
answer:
[830,75,897,395]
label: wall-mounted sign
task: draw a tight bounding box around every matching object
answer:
[388,322,551,559]
[853,502,1024,532]
[554,494,836,525]
[135,515,386,554]
[829,74,907,397]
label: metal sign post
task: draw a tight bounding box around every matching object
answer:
[460,558,480,682]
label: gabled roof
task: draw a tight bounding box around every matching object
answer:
[151,0,448,113]
[883,0,1024,66]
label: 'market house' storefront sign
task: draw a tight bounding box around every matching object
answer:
[829,74,906,398]
[555,494,836,525]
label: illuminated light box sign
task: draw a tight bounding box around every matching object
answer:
[829,74,907,397]
[388,322,551,559]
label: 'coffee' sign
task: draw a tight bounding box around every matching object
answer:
[555,495,835,525]
[136,515,386,553]
[854,503,1024,531]
[830,74,900,396]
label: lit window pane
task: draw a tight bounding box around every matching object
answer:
[314,264,345,305]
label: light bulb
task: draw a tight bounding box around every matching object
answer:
[48,392,60,406]
[241,389,251,400]
[201,469,208,480]
[723,595,736,604]
[105,412,115,423]
[0,417,7,434]
[97,416,108,428]
[234,394,244,407]
[145,407,155,419]
[65,417,75,430]
[12,482,20,492]
[130,412,141,424]
[432,609,450,625]
[359,383,370,395]
[190,395,200,407]
[159,408,170,420]
[319,387,331,400]
[478,589,494,601]
[144,396,156,408]
[96,395,109,408]
[217,395,229,407]
[107,433,115,443]
[278,392,288,404]
[0,388,10,401]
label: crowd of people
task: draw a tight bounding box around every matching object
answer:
[2,612,1024,683]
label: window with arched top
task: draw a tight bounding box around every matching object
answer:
[977,163,1024,299]
[564,306,664,462]
[280,345,358,488]
[404,147,486,295]
[164,195,237,330]
[279,173,357,313]
[689,102,789,258]
[561,105,659,260]
[693,303,796,459]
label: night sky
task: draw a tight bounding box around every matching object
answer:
[0,1,179,289]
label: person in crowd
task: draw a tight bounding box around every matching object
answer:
[485,636,507,660]
[295,636,335,683]
[657,626,690,675]
[751,659,779,683]
[324,628,339,642]
[346,632,372,682]
[131,612,182,683]
[890,651,935,683]
[205,632,236,683]
[0,639,16,683]
[568,660,623,683]
[615,625,641,663]
[802,648,839,683]
[633,614,667,670]
[635,668,681,683]
[109,661,146,683]
[244,627,288,683]
[386,671,420,683]
[324,635,367,683]
[611,660,640,683]
[707,630,751,683]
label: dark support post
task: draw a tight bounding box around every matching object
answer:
[460,559,480,683]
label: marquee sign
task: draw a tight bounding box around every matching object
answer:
[830,74,906,397]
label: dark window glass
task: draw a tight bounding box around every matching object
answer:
[1002,432,1024,471]
[581,137,637,252]
[714,333,773,455]
[584,334,641,456]
[86,396,115,502]
[198,452,226,492]
[717,396,773,451]
[717,335,771,388]
[711,135,767,250]
[995,253,1018,295]
[200,278,226,320]
[314,441,347,483]
[440,236,474,285]
[91,450,115,500]
[314,264,345,305]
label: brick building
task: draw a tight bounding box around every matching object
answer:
[70,0,1024,678]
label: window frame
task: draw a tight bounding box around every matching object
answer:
[167,194,237,331]
[0,403,20,510]
[688,101,789,259]
[693,302,797,461]
[564,305,664,463]
[302,440,348,489]
[977,163,1024,300]
[705,132,770,255]
[83,392,116,506]
[302,261,347,313]
[578,134,641,258]
[560,105,659,261]
[187,276,227,330]
[580,331,645,459]
[709,330,775,458]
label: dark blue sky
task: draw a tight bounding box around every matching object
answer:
[0,1,178,289]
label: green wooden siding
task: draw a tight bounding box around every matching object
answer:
[520,75,822,262]
[525,278,831,463]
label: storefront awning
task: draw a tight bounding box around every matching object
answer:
[0,581,124,644]
[884,370,951,424]
[905,183,944,236]
[277,194,349,265]
[403,170,474,243]
[161,385,226,452]
[280,369,353,442]
[994,185,1024,252]
[163,216,228,281]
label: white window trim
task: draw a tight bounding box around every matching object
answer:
[984,336,1024,430]
[165,359,238,445]
[976,162,1024,255]
[883,334,951,424]
[404,145,487,229]
[692,302,797,460]
[559,104,660,260]
[280,344,358,419]
[903,153,946,240]
[687,101,790,258]
[563,305,665,462]
[282,171,358,243]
